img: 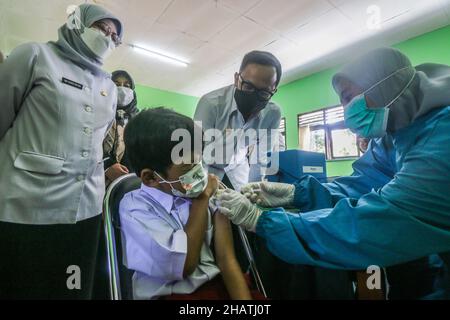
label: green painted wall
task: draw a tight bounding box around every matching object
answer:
[134,25,450,177]
[272,24,450,176]
[135,84,199,117]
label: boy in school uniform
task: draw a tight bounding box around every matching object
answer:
[119,107,254,300]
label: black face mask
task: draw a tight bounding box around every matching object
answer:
[234,88,270,120]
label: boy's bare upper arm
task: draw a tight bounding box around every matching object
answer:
[213,212,236,263]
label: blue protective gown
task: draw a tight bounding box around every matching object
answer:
[256,106,450,296]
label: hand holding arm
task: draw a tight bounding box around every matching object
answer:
[216,189,262,232]
[241,182,295,207]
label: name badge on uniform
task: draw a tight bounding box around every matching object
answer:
[62,77,83,90]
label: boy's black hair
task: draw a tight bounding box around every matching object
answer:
[239,51,283,87]
[124,107,199,176]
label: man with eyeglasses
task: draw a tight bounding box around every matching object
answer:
[194,51,283,191]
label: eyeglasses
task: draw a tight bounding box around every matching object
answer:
[92,21,122,47]
[114,81,131,88]
[238,74,277,101]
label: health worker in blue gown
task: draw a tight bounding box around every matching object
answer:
[216,47,450,299]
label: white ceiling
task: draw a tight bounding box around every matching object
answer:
[1,0,449,97]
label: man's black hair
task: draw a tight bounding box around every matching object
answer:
[239,51,283,86]
[124,107,198,176]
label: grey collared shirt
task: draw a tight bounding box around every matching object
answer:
[194,85,282,190]
[0,42,117,224]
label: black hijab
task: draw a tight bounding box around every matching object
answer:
[112,70,139,124]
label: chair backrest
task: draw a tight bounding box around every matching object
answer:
[103,173,141,300]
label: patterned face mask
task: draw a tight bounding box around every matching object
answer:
[155,163,208,199]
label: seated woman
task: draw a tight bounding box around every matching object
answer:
[119,107,262,300]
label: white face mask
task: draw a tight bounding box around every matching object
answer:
[80,27,115,60]
[155,163,208,199]
[117,86,134,107]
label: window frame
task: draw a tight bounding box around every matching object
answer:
[279,117,286,137]
[297,105,361,160]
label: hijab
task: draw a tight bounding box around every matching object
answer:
[332,47,450,132]
[112,70,139,124]
[49,3,123,76]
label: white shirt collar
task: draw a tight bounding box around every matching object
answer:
[140,184,190,213]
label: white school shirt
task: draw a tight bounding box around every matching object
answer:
[119,184,220,300]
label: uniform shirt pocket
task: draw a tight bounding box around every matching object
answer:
[14,151,65,175]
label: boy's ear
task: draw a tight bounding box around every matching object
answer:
[141,169,159,187]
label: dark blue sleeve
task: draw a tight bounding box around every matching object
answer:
[256,113,450,269]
